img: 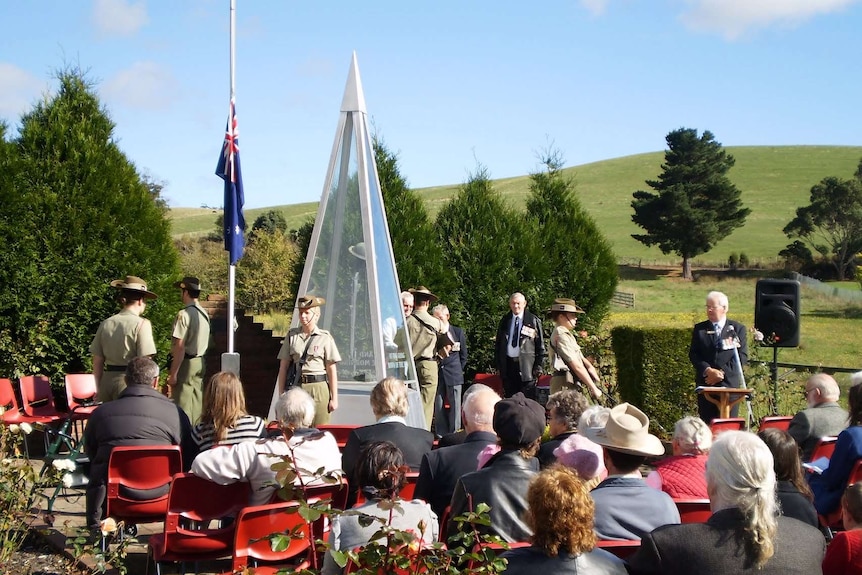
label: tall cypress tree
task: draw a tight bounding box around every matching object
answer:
[631,128,749,279]
[0,69,179,379]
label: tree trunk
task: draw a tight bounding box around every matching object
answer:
[682,256,692,280]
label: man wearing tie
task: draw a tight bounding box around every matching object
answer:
[689,291,748,423]
[432,304,468,436]
[495,292,545,398]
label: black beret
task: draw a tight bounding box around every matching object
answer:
[493,392,546,445]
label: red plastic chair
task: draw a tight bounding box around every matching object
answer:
[0,377,46,457]
[64,373,99,438]
[709,417,746,437]
[317,424,359,449]
[473,373,503,397]
[19,375,63,423]
[231,500,314,572]
[818,459,862,534]
[809,436,838,463]
[355,472,420,507]
[596,539,642,559]
[148,472,249,575]
[673,498,712,523]
[106,445,183,534]
[759,415,792,432]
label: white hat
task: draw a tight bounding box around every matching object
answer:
[584,403,665,457]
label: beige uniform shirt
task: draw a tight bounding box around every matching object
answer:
[172,302,211,357]
[89,309,157,365]
[549,325,584,371]
[277,326,341,375]
[407,309,444,360]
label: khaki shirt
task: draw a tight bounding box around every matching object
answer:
[172,302,211,357]
[407,309,444,360]
[277,326,341,375]
[549,325,584,371]
[89,309,157,365]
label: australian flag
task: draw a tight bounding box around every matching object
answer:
[216,99,245,265]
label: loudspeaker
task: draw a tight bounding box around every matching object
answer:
[754,279,800,347]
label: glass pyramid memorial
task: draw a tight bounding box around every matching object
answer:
[295,53,417,388]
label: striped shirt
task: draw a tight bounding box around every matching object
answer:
[192,414,266,452]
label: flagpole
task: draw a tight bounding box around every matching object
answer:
[227,0,237,355]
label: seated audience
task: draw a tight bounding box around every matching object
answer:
[628,431,826,575]
[84,357,193,532]
[645,416,711,499]
[788,373,849,461]
[585,403,680,540]
[191,387,341,506]
[822,482,862,575]
[553,433,607,491]
[812,378,862,516]
[448,392,545,542]
[501,466,626,574]
[435,383,495,448]
[537,389,588,468]
[415,384,500,517]
[758,427,818,527]
[342,377,434,506]
[322,441,437,575]
[191,371,265,451]
[579,404,611,432]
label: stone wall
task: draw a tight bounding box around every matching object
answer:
[199,295,282,418]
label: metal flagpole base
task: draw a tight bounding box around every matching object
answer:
[222,352,240,375]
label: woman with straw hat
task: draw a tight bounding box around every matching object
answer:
[546,298,603,399]
[89,275,158,402]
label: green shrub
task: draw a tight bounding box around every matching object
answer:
[728,253,738,269]
[611,326,696,436]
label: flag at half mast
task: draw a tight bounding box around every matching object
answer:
[216,98,245,265]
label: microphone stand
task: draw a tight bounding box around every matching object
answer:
[727,326,752,431]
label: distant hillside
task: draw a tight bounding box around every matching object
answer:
[169,145,862,266]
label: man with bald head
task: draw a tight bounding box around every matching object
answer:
[414,384,501,516]
[789,373,848,461]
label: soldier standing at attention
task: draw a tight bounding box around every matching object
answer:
[547,298,603,400]
[406,286,450,431]
[275,296,341,426]
[90,275,158,403]
[167,277,211,425]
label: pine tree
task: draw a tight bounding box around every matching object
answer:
[631,128,749,279]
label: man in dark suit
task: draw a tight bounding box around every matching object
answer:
[415,384,500,517]
[432,304,468,437]
[689,291,748,423]
[342,377,433,507]
[495,292,545,398]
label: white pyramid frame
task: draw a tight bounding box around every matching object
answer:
[295,53,417,387]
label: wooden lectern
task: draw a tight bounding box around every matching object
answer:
[696,386,755,419]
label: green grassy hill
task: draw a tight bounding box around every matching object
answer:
[169,145,862,266]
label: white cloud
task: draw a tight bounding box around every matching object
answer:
[0,64,45,119]
[580,0,611,16]
[680,0,861,40]
[92,0,149,37]
[102,61,178,110]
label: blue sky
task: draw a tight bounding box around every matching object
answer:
[2,0,860,209]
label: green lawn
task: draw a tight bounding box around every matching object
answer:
[170,145,862,267]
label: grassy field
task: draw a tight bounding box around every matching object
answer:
[170,145,862,266]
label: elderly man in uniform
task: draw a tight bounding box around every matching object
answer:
[495,292,545,399]
[167,276,211,425]
[406,286,450,431]
[274,296,341,426]
[432,303,468,437]
[90,275,158,402]
[689,291,748,423]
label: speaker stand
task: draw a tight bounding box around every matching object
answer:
[770,346,779,414]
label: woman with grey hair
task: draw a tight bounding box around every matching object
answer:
[646,416,712,498]
[191,387,342,505]
[628,431,825,574]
